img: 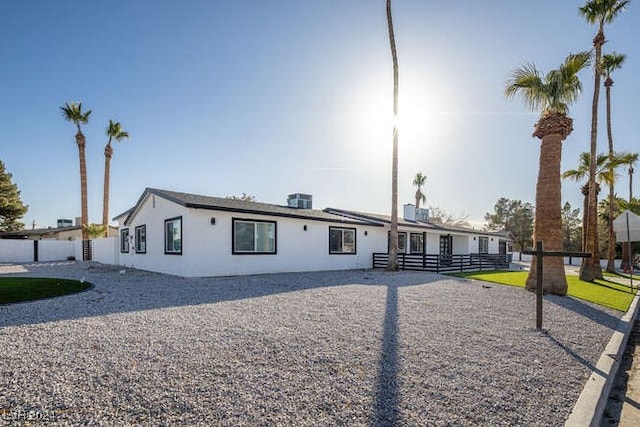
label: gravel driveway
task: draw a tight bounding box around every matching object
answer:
[0,262,622,425]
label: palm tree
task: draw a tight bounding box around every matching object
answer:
[386,0,399,271]
[102,120,129,236]
[563,151,628,253]
[505,51,591,295]
[61,101,91,246]
[579,0,629,281]
[601,51,626,271]
[413,172,427,211]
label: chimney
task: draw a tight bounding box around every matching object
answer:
[403,204,416,221]
[75,216,82,226]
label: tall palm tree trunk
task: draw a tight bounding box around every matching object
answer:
[605,77,616,272]
[102,142,113,237]
[386,0,399,271]
[581,184,589,252]
[581,29,605,281]
[76,130,89,243]
[526,112,571,295]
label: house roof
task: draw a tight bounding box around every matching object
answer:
[324,208,511,238]
[0,225,118,239]
[123,188,383,227]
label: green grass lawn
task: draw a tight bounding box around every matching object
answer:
[0,277,90,304]
[449,271,636,312]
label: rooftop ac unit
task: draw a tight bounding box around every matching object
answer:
[287,193,312,209]
[416,208,429,221]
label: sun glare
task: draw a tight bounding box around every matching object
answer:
[352,84,436,147]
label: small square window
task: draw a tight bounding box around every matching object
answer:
[165,217,182,255]
[135,225,146,254]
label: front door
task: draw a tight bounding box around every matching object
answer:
[439,235,452,265]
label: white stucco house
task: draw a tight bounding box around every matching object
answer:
[115,188,510,277]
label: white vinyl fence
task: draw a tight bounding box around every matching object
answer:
[511,252,622,269]
[0,238,119,265]
[0,239,75,263]
[91,237,119,265]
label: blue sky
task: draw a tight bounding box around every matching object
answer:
[2,1,639,229]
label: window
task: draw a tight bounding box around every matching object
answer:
[388,232,407,253]
[329,227,356,254]
[135,225,146,254]
[165,217,182,255]
[410,233,424,254]
[233,219,276,254]
[120,229,129,253]
[478,237,489,254]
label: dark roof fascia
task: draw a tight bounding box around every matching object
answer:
[124,188,382,227]
[325,208,511,238]
[112,208,133,222]
[183,202,382,226]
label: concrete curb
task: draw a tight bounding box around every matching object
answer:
[565,287,640,426]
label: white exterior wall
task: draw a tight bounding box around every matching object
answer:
[452,235,469,254]
[118,194,384,277]
[118,194,190,276]
[425,233,438,255]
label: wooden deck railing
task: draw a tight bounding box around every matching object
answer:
[372,253,509,273]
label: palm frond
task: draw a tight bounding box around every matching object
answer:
[506,52,589,115]
[601,51,626,77]
[106,119,130,143]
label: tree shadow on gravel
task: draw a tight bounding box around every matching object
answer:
[373,283,401,425]
[542,331,606,378]
[545,294,622,331]
[0,263,439,328]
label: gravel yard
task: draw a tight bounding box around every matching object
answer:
[0,262,622,425]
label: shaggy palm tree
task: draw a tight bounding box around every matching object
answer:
[386,0,399,271]
[505,51,590,295]
[601,51,626,271]
[60,101,91,245]
[413,172,427,211]
[102,120,129,236]
[579,0,629,281]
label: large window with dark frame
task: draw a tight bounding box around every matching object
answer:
[329,227,356,254]
[135,225,147,254]
[164,217,182,255]
[409,233,424,254]
[120,228,129,253]
[388,232,407,254]
[478,236,489,254]
[233,218,276,254]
